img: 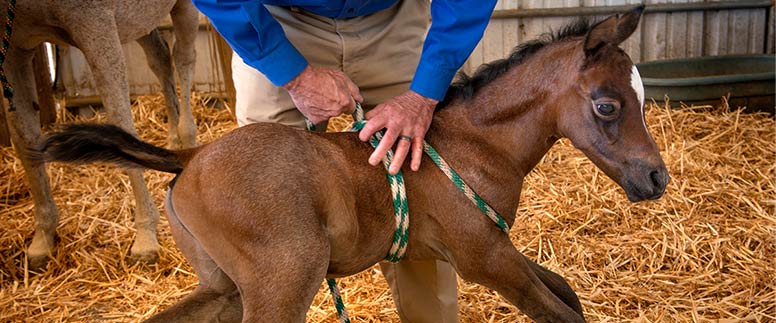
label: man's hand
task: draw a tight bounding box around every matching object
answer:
[283,65,363,124]
[359,90,437,175]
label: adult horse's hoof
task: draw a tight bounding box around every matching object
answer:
[127,251,159,266]
[27,232,56,272]
[28,254,51,273]
[129,231,160,265]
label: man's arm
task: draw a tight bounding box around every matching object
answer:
[193,0,307,86]
[360,0,498,174]
[193,0,361,123]
[410,0,499,101]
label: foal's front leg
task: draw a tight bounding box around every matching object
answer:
[456,237,585,323]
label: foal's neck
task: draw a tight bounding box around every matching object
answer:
[426,50,577,224]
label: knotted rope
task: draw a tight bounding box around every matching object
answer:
[309,102,409,323]
[309,102,509,322]
[0,0,16,111]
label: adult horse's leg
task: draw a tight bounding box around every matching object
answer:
[5,46,60,271]
[136,30,184,149]
[169,0,198,148]
[455,236,585,323]
[144,194,241,323]
[66,14,160,263]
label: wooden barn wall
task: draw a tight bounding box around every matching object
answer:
[56,2,773,100]
[465,0,773,73]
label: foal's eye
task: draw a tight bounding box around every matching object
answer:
[592,100,621,120]
[596,103,616,115]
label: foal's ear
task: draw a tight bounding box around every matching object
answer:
[584,5,644,56]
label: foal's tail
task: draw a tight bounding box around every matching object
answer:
[31,123,192,174]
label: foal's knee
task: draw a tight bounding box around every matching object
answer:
[523,256,583,316]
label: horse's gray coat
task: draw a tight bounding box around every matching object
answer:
[5,0,199,270]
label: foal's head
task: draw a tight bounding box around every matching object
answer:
[554,7,669,201]
[441,6,667,202]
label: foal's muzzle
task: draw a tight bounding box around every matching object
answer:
[623,165,670,202]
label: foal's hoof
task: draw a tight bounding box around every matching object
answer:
[127,251,159,266]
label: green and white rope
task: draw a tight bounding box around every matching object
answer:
[349,119,410,262]
[309,102,409,323]
[326,278,351,323]
[422,144,510,233]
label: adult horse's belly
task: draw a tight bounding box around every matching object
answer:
[114,0,177,43]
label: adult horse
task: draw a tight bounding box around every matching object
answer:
[35,6,667,323]
[5,0,199,270]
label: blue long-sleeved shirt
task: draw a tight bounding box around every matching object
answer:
[193,0,497,101]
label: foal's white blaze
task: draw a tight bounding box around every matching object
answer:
[630,65,647,130]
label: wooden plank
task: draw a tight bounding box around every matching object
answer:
[729,9,751,54]
[643,0,669,61]
[768,4,775,53]
[522,0,547,49]
[0,97,10,147]
[33,44,57,127]
[686,9,704,57]
[748,9,767,53]
[667,0,689,59]
[704,6,728,56]
[502,0,520,56]
[212,28,236,114]
[483,1,505,64]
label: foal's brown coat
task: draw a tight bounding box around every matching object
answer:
[37,7,667,323]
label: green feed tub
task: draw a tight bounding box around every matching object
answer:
[636,55,775,114]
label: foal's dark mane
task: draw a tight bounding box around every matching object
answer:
[438,18,595,109]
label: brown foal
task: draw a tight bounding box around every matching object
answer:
[34,6,667,323]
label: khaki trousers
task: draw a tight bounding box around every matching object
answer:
[230,1,458,322]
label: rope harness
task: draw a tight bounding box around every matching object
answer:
[0,0,16,111]
[310,102,509,322]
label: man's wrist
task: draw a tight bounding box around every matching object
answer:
[408,90,439,108]
[282,64,310,91]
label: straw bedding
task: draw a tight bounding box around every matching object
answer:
[0,93,773,322]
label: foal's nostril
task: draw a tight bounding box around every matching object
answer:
[650,170,662,188]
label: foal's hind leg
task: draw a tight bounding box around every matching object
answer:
[137,30,186,149]
[144,194,241,323]
[5,46,60,270]
[66,15,160,263]
[173,199,331,321]
[169,0,198,148]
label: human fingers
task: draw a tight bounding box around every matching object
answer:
[389,135,413,175]
[410,136,424,171]
[369,128,399,167]
[358,112,386,142]
[344,75,363,103]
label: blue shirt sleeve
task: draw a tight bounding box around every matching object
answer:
[410,0,498,101]
[193,0,308,86]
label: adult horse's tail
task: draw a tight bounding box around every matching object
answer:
[31,123,193,174]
